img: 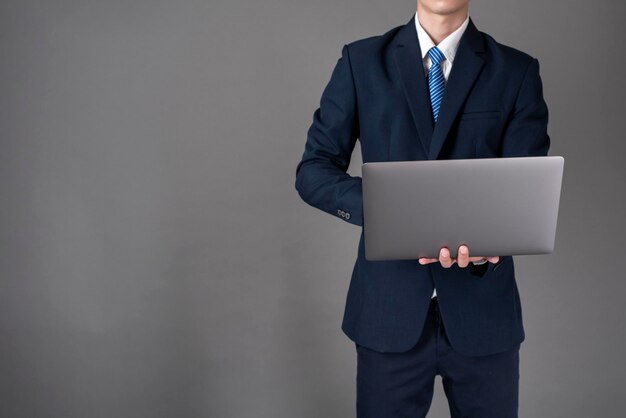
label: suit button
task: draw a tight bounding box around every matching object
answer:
[345,212,351,220]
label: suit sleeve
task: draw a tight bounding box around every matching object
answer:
[295,44,363,226]
[469,57,550,278]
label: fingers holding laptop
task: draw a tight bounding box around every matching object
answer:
[418,245,499,268]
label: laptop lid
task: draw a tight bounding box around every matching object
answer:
[362,156,564,261]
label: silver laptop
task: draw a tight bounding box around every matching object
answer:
[362,156,564,261]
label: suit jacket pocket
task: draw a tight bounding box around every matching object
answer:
[459,110,502,120]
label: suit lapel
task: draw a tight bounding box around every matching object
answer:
[392,16,433,157]
[392,16,486,160]
[428,18,486,160]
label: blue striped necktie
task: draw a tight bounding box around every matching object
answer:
[427,46,446,123]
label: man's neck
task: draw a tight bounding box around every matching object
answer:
[416,3,468,45]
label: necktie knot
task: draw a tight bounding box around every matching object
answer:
[427,46,446,66]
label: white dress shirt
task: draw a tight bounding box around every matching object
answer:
[415,10,469,85]
[414,11,476,299]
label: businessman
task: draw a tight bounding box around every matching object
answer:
[295,0,550,416]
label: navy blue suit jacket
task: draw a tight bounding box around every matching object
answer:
[295,15,550,356]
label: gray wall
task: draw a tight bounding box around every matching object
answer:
[1,0,624,417]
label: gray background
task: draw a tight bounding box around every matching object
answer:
[1,0,624,417]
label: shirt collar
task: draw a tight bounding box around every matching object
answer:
[414,10,469,64]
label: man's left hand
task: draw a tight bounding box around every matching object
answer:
[418,245,499,268]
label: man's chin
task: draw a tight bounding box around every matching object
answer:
[421,1,468,17]
[430,7,465,16]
